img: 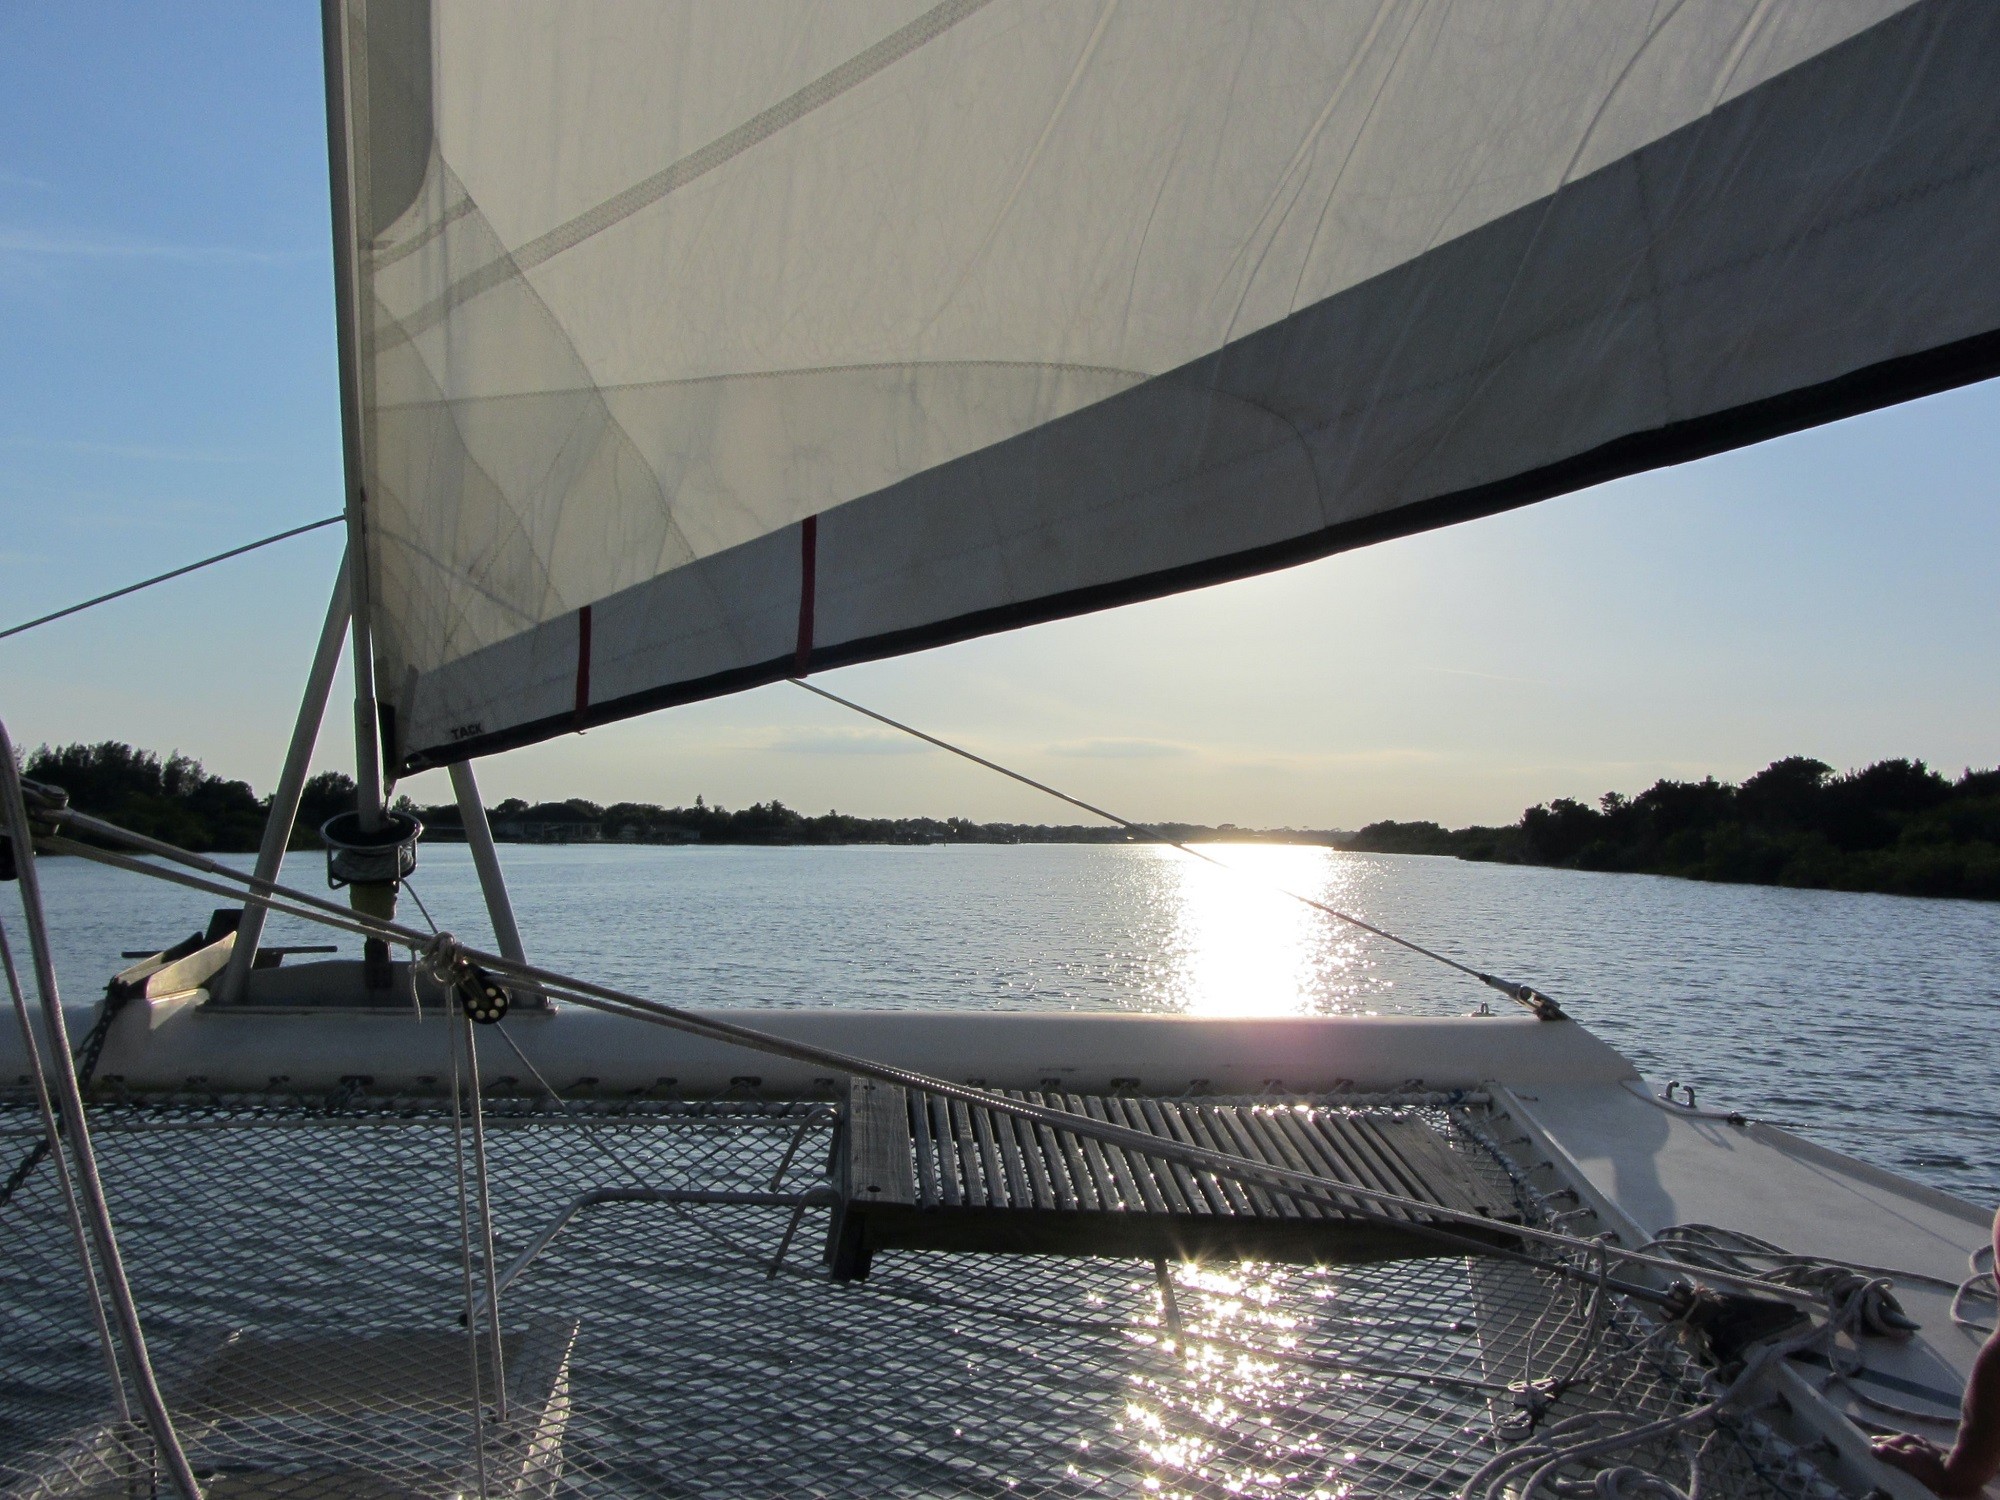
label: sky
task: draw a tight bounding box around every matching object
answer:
[2,6,1997,833]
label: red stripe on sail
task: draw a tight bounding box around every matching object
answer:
[574,604,593,729]
[795,515,817,676]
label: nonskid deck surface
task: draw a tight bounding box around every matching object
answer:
[0,1088,1844,1500]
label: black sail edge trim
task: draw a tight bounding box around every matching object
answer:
[401,323,2000,776]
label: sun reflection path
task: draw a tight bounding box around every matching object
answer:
[1155,846,1386,1018]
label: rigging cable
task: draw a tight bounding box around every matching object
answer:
[787,677,1562,1018]
[0,514,342,643]
[31,800,1808,1307]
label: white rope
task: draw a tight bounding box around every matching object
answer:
[1951,1242,1995,1337]
[1462,1291,1856,1500]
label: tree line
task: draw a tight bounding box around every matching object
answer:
[15,742,1311,853]
[20,741,2000,901]
[1347,756,2000,900]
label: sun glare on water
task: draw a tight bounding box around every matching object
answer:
[1152,845,1380,1018]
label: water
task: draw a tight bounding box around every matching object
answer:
[14,841,2000,1202]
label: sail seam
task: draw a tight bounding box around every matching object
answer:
[382,0,995,348]
[367,357,1152,412]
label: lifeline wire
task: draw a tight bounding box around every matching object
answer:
[788,677,1561,1017]
[30,809,1822,1309]
[0,514,342,643]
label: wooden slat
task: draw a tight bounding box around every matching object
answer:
[1232,1108,1328,1219]
[987,1099,1031,1208]
[1192,1104,1288,1224]
[1038,1093,1099,1210]
[845,1078,915,1207]
[1074,1095,1142,1210]
[1052,1095,1109,1207]
[1370,1116,1515,1222]
[1342,1115,1442,1212]
[969,1100,1011,1208]
[1007,1094,1057,1210]
[1026,1094,1080,1210]
[909,1091,940,1208]
[1170,1104,1255,1217]
[1101,1097,1172,1214]
[1128,1096,1184,1216]
[1320,1113,1429,1218]
[831,1091,1522,1279]
[948,1097,986,1207]
[930,1094,962,1207]
[1271,1107,1382,1218]
[1149,1102,1230,1216]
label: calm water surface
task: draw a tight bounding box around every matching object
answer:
[16,842,2000,1201]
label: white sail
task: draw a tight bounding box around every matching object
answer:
[327,0,2000,773]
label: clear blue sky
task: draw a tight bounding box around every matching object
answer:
[3,6,1996,830]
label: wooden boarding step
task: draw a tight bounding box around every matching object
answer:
[826,1079,1519,1281]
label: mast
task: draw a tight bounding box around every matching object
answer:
[319,0,385,834]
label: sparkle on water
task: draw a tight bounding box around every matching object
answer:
[13,840,2000,1200]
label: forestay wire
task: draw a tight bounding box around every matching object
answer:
[787,678,1563,1019]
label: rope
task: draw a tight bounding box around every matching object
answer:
[1462,1272,1890,1500]
[446,993,492,1499]
[31,809,1827,1306]
[0,916,132,1424]
[0,515,342,642]
[1951,1242,1995,1337]
[788,678,1563,1018]
[0,984,136,1209]
[1642,1223,1975,1427]
[460,1010,509,1425]
[0,725,204,1498]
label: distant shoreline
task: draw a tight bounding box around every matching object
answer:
[24,741,1999,903]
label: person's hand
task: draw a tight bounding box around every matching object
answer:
[1872,1433,1982,1498]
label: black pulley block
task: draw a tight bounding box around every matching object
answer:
[457,964,510,1025]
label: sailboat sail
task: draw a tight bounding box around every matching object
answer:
[329,0,2000,774]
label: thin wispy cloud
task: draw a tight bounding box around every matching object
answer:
[1046,738,1192,760]
[0,434,261,464]
[0,227,290,265]
[766,728,929,757]
[1415,664,1553,688]
[0,170,51,192]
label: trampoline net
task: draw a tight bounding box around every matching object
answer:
[0,1087,1854,1499]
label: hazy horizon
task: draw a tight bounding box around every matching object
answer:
[4,7,1997,834]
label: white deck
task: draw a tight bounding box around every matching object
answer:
[1504,1079,1993,1499]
